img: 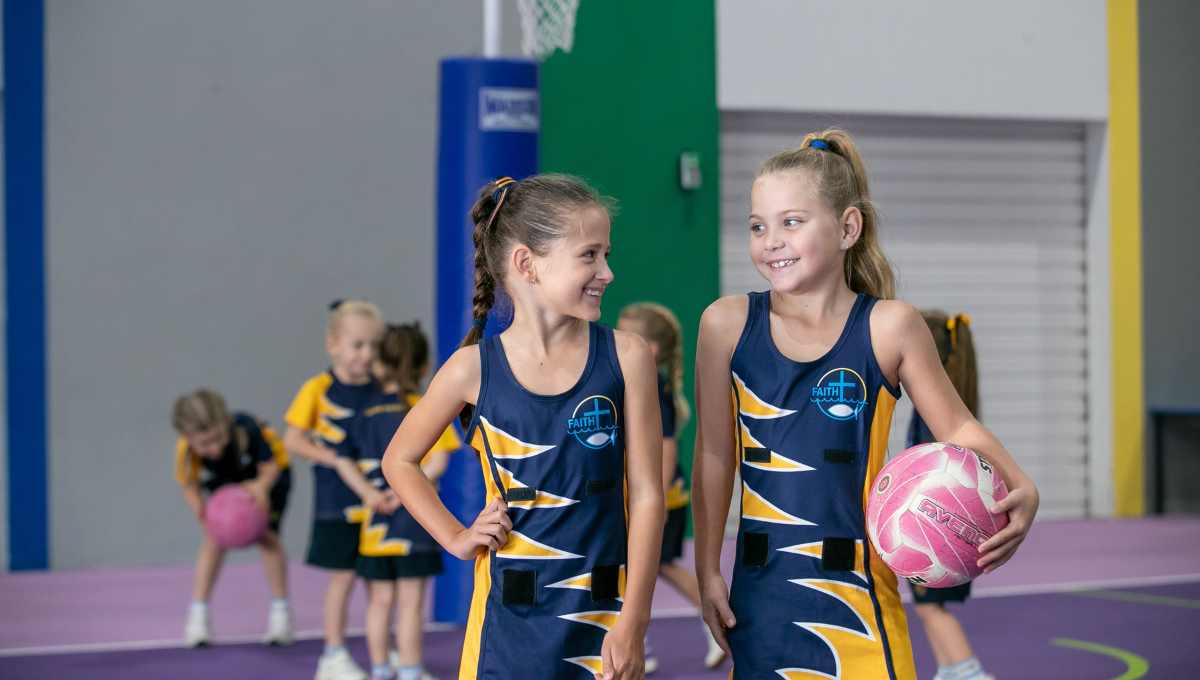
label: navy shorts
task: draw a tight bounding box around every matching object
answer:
[660,507,687,564]
[305,519,360,570]
[910,579,972,605]
[357,552,444,581]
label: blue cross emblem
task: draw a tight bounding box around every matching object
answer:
[583,398,610,424]
[829,370,857,401]
[810,367,868,421]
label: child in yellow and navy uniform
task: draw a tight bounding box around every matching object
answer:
[382,175,666,680]
[287,365,381,566]
[691,130,1038,680]
[907,311,995,680]
[283,299,384,680]
[618,302,726,673]
[334,322,461,680]
[722,291,913,679]
[659,373,689,568]
[171,388,292,648]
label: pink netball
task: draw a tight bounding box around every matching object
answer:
[866,442,1009,588]
[205,484,268,549]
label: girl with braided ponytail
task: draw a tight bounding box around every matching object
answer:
[383,175,664,680]
[691,129,1038,679]
[618,302,725,673]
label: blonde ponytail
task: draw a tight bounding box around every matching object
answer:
[759,128,895,299]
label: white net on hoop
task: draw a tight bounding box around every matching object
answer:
[515,0,580,60]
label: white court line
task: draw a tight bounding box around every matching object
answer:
[5,573,1200,657]
[0,622,456,658]
[966,572,1200,599]
[650,572,1200,617]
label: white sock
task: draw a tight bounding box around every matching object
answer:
[189,601,208,615]
[270,598,289,611]
[938,657,986,680]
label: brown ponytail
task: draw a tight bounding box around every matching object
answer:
[459,178,511,348]
[377,322,429,398]
[922,310,980,418]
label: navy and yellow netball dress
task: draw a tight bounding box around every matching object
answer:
[461,323,628,680]
[286,371,380,521]
[340,392,461,562]
[727,292,916,680]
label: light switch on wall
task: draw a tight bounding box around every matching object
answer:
[679,151,702,191]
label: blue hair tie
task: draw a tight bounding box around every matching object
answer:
[809,139,829,151]
[472,317,487,330]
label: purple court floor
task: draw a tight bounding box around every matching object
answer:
[2,517,1199,678]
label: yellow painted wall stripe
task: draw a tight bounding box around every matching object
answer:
[1108,0,1145,516]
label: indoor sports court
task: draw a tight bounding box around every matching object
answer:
[3,518,1200,678]
[2,2,1197,680]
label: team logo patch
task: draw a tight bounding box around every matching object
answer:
[567,395,620,449]
[810,368,868,421]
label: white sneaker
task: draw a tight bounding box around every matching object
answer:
[263,603,293,646]
[644,655,660,674]
[703,624,727,669]
[389,653,438,680]
[184,606,211,648]
[644,635,659,674]
[316,648,368,680]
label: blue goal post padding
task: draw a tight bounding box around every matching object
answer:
[433,57,538,624]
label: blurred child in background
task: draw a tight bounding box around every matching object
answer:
[619,302,726,673]
[908,311,995,680]
[171,388,292,648]
[284,300,384,680]
[335,322,460,680]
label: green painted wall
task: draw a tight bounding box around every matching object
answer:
[540,1,720,520]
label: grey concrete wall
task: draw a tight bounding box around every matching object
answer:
[44,0,519,568]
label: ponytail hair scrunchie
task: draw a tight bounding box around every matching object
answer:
[484,177,517,232]
[946,313,972,351]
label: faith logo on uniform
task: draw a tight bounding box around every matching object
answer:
[567,395,620,449]
[810,368,868,420]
